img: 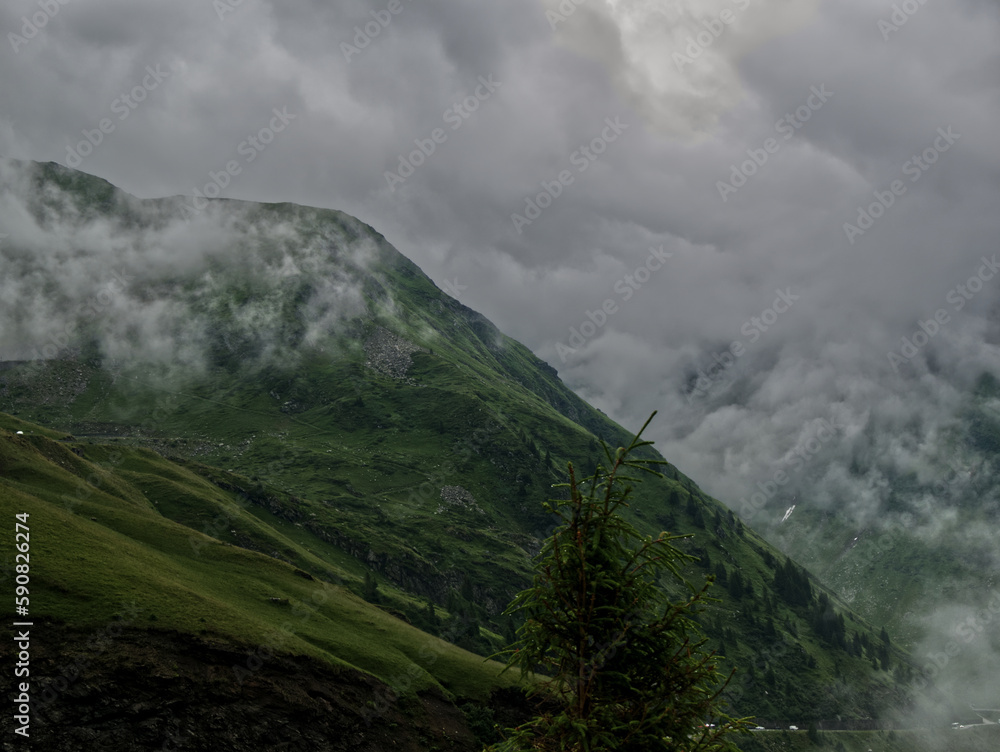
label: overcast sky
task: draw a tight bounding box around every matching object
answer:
[3,0,1000,528]
[5,1,1000,706]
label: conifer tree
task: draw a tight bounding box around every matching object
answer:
[727,570,744,600]
[362,570,379,603]
[807,722,821,744]
[715,563,729,585]
[489,413,748,751]
[460,574,475,603]
[424,597,439,626]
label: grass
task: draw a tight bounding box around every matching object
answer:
[0,417,520,702]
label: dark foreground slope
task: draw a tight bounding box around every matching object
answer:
[0,160,919,730]
[4,622,533,752]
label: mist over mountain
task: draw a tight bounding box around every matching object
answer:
[1,161,930,738]
[3,0,1000,745]
[0,160,378,379]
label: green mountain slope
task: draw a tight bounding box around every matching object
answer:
[0,160,918,729]
[0,411,527,748]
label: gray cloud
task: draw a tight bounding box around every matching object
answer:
[3,0,1000,713]
[0,159,372,379]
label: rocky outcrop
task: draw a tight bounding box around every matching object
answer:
[363,326,425,381]
[438,485,484,515]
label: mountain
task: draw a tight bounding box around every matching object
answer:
[0,159,923,744]
[0,411,526,750]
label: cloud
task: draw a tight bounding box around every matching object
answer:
[545,0,822,138]
[3,0,1000,710]
[0,159,370,377]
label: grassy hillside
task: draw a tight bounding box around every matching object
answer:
[0,414,518,701]
[0,359,916,721]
